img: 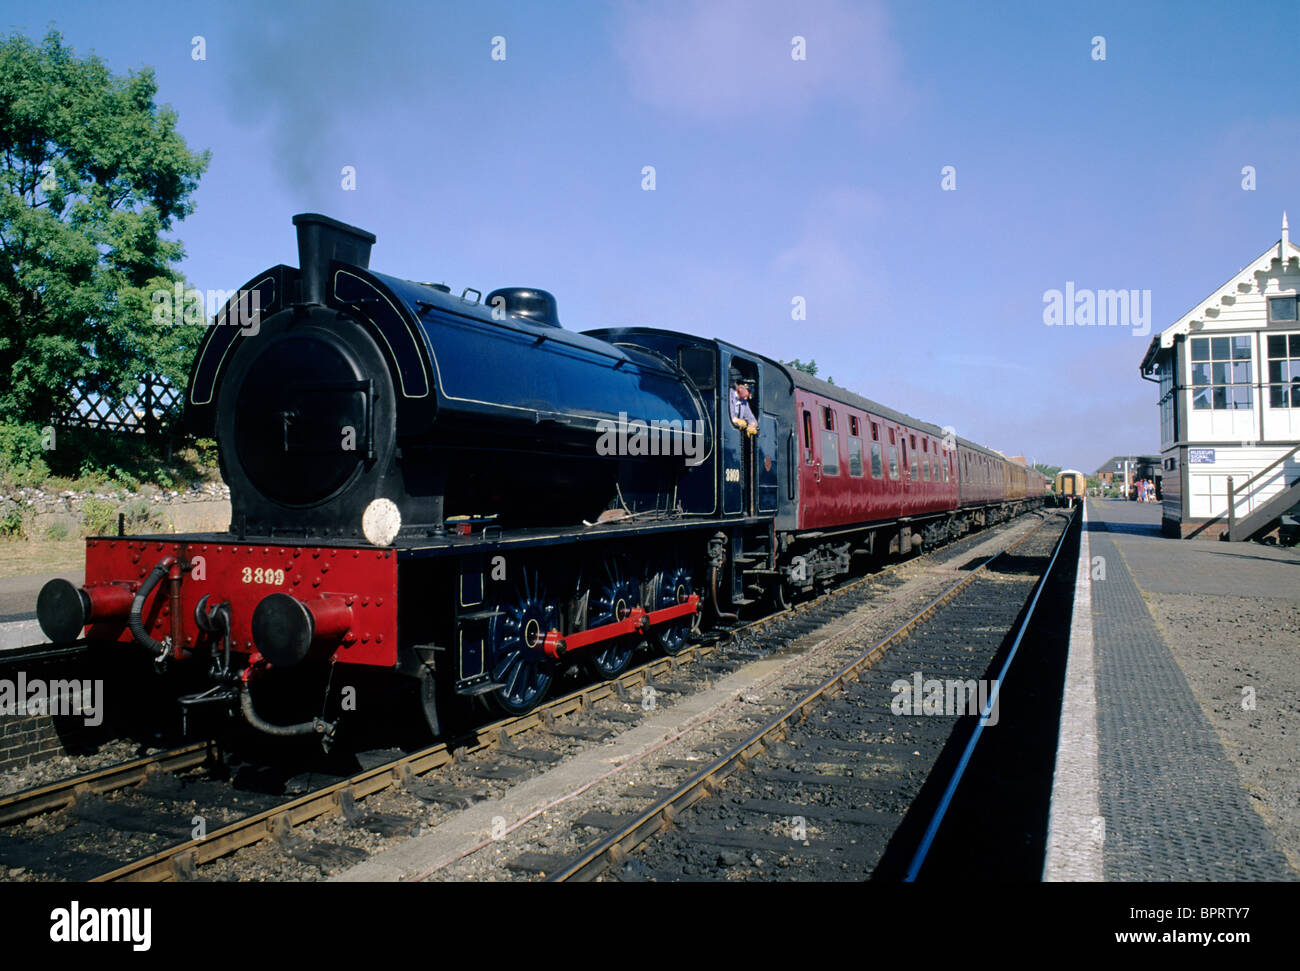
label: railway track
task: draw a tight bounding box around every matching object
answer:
[0,508,1047,882]
[540,508,1074,881]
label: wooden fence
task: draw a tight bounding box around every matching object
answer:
[56,374,183,441]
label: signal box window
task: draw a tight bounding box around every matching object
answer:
[1191,335,1252,410]
[1270,296,1298,322]
[1267,334,1300,407]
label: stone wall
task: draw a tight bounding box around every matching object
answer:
[2,483,230,538]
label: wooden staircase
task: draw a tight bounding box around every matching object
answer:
[1226,443,1300,541]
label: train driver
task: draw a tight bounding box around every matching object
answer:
[730,381,758,437]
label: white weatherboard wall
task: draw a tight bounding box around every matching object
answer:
[1187,445,1299,519]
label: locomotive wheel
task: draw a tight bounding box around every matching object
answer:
[581,557,640,680]
[650,563,698,656]
[487,570,559,716]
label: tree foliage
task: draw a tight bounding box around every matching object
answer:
[784,359,833,384]
[0,30,209,430]
[784,358,818,377]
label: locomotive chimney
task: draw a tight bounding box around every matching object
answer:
[292,213,377,305]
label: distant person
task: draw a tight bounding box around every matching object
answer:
[729,381,758,437]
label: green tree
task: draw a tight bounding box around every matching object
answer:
[784,358,818,377]
[785,359,835,384]
[0,30,208,432]
[1033,463,1062,479]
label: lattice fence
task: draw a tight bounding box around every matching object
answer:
[57,374,183,439]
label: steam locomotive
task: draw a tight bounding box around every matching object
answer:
[37,213,1047,745]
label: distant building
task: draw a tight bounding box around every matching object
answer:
[1140,213,1300,539]
[1095,455,1161,492]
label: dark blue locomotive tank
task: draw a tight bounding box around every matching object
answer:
[186,214,709,539]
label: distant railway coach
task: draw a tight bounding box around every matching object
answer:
[1054,470,1087,507]
[37,213,1049,744]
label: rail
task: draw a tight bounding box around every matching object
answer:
[545,512,1063,882]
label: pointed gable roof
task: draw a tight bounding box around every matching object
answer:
[1141,213,1300,371]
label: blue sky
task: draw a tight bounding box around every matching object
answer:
[8,0,1299,472]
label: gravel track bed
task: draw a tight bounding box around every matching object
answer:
[588,518,1068,881]
[0,739,155,801]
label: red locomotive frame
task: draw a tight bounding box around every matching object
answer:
[82,538,400,668]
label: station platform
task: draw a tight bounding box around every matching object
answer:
[1045,498,1299,881]
[0,570,82,651]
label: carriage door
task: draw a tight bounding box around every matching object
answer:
[723,357,759,516]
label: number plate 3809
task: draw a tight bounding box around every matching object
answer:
[241,567,286,585]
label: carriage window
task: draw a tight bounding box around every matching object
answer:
[910,454,919,480]
[870,442,883,478]
[821,429,839,475]
[943,456,950,482]
[802,411,814,463]
[888,446,900,479]
[871,422,879,441]
[888,428,896,445]
[849,415,860,436]
[910,434,917,450]
[848,436,864,476]
[923,458,931,481]
[823,407,835,431]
